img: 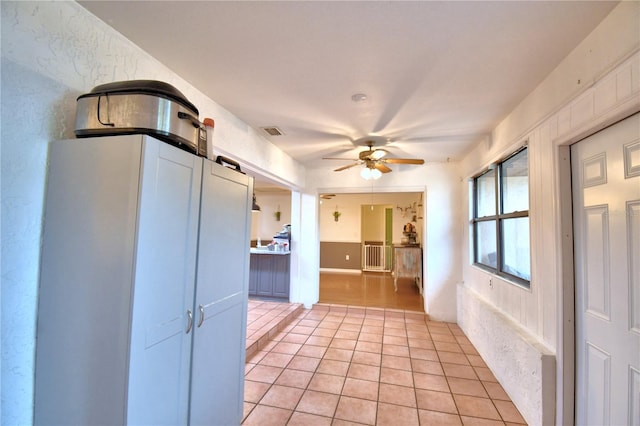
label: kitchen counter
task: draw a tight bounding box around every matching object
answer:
[250,248,290,255]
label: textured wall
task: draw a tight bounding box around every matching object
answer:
[458,285,555,426]
[0,2,304,424]
[1,58,75,426]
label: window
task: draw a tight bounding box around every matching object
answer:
[472,147,530,287]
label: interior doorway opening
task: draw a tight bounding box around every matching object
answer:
[361,205,393,272]
[318,191,425,310]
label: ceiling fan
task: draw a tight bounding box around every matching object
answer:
[322,136,425,179]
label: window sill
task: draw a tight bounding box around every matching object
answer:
[471,263,531,292]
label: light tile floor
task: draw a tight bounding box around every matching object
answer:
[246,299,304,359]
[243,304,527,425]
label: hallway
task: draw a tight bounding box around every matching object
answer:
[243,304,527,425]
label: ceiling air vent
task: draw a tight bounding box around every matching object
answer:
[261,126,284,136]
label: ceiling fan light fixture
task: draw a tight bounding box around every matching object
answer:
[370,149,386,160]
[360,167,382,180]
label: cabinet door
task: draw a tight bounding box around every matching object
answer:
[128,138,203,425]
[189,160,252,425]
[256,255,275,296]
[249,254,259,295]
[272,256,291,299]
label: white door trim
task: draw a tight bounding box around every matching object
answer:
[554,98,640,425]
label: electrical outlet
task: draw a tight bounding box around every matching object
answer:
[345,254,350,261]
[489,277,493,288]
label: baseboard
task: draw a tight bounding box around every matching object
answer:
[320,268,362,275]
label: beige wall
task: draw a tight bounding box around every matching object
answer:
[319,192,423,245]
[251,192,292,242]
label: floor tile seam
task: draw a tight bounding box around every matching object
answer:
[375,394,421,411]
[292,387,341,420]
[248,364,291,411]
[416,387,462,419]
[247,402,297,425]
[446,380,509,403]
[458,391,515,424]
[251,388,305,413]
[445,390,510,423]
[311,369,347,397]
[250,326,302,358]
[332,394,379,425]
[455,410,506,423]
[253,321,283,336]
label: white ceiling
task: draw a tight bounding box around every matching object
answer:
[80,1,616,175]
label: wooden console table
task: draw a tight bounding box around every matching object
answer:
[393,246,422,294]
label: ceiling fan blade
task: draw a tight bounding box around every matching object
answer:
[334,162,362,172]
[383,158,425,165]
[374,163,392,173]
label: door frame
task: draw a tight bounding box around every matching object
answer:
[554,100,640,425]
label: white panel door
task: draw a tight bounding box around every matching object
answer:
[573,112,640,425]
[128,138,203,425]
[189,160,252,425]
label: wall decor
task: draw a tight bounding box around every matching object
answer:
[333,207,341,222]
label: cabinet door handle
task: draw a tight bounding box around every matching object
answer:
[197,304,204,328]
[185,309,193,334]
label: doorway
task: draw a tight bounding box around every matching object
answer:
[571,112,639,425]
[361,204,393,271]
[318,191,424,310]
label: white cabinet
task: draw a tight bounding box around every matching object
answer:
[34,135,252,425]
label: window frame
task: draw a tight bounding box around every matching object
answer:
[472,146,530,288]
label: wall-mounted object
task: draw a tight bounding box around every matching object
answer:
[333,207,341,222]
[274,205,281,221]
[397,202,417,218]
